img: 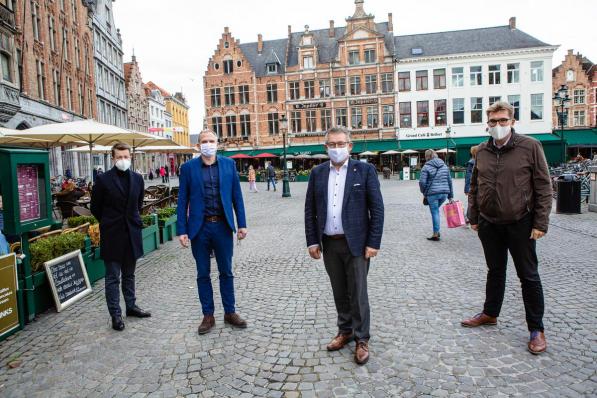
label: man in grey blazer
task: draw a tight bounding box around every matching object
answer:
[304,126,384,365]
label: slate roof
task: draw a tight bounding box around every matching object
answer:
[394,25,551,60]
[239,38,288,77]
[235,23,551,75]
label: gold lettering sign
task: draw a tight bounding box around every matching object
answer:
[0,254,19,337]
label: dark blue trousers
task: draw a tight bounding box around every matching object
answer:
[105,259,136,316]
[191,221,235,315]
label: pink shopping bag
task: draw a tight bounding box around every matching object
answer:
[443,200,466,228]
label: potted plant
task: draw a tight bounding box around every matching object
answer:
[142,214,159,255]
[157,207,177,244]
[451,166,466,179]
[296,170,311,182]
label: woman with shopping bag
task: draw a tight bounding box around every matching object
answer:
[419,149,454,241]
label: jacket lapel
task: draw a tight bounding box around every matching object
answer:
[342,159,357,210]
[194,157,204,195]
[217,155,224,201]
[321,161,331,211]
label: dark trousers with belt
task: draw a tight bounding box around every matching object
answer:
[322,235,370,341]
[105,258,136,317]
[478,214,545,332]
[190,219,235,315]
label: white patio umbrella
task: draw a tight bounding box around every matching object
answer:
[400,149,419,154]
[0,127,55,147]
[66,144,113,153]
[359,151,377,156]
[381,150,401,155]
[436,148,456,153]
[311,153,329,159]
[22,120,174,180]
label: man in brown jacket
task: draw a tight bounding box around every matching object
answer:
[462,101,552,355]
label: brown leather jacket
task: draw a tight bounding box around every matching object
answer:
[468,132,552,232]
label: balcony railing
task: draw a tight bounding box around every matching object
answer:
[0,4,15,30]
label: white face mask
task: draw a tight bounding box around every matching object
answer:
[328,147,349,164]
[488,125,511,141]
[200,143,218,157]
[115,158,131,172]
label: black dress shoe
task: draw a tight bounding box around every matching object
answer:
[427,235,440,241]
[111,315,125,331]
[126,306,151,318]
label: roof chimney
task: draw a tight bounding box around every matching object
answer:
[288,25,292,36]
[388,13,393,31]
[224,26,229,34]
[257,34,263,54]
[329,20,335,37]
[509,17,516,30]
[567,49,574,56]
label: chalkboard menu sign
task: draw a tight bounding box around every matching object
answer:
[44,250,92,312]
[17,164,42,222]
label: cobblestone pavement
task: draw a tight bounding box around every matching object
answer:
[0,180,595,398]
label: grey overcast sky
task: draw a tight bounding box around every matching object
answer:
[113,0,596,133]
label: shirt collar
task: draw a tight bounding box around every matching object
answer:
[329,158,350,170]
[201,157,218,167]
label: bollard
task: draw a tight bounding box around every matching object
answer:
[589,166,597,212]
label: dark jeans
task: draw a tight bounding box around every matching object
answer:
[267,176,276,191]
[191,221,235,315]
[478,214,545,332]
[105,259,136,317]
[322,236,370,341]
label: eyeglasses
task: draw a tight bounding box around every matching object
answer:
[487,118,511,126]
[325,142,349,148]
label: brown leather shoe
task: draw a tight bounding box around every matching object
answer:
[461,313,498,328]
[355,340,369,365]
[528,331,547,355]
[326,332,354,351]
[224,313,247,329]
[198,315,215,335]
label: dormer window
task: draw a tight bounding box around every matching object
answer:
[303,55,314,69]
[267,63,278,74]
[411,48,423,56]
[303,36,312,46]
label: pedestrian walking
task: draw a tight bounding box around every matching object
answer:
[165,165,170,182]
[160,166,166,183]
[266,163,276,192]
[304,126,384,365]
[177,129,248,335]
[90,142,151,331]
[419,149,453,241]
[248,165,258,193]
[462,101,552,355]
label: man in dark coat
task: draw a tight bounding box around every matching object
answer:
[304,126,384,365]
[91,142,151,331]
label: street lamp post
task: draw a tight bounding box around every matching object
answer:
[553,84,571,164]
[445,126,452,167]
[280,115,291,198]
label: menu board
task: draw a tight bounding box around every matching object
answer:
[44,250,92,312]
[17,165,41,222]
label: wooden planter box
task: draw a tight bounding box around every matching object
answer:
[142,214,160,255]
[296,175,310,182]
[451,171,465,179]
[159,214,178,244]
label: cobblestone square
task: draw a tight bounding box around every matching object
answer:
[0,180,595,397]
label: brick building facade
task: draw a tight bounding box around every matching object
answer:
[124,54,148,133]
[552,49,595,129]
[204,0,559,162]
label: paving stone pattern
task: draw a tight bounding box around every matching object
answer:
[0,180,595,397]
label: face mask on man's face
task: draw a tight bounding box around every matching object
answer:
[115,158,131,171]
[488,125,511,141]
[328,147,349,164]
[200,143,217,157]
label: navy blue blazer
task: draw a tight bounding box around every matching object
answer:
[177,156,247,240]
[90,167,144,263]
[305,159,384,257]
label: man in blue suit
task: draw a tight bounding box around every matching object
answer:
[177,130,248,334]
[304,126,384,365]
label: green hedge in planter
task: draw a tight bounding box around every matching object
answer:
[158,207,178,244]
[142,214,160,255]
[29,232,87,272]
[66,215,98,227]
